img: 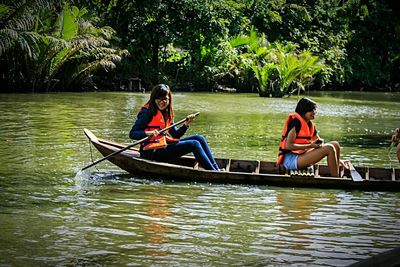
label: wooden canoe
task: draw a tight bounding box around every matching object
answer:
[84,129,400,192]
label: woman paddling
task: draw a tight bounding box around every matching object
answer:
[129,84,220,171]
[277,97,348,177]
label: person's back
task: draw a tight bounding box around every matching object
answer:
[392,128,400,163]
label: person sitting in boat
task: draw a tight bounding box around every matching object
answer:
[277,97,348,177]
[129,84,221,171]
[391,127,400,163]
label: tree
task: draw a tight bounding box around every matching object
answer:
[0,0,50,91]
[0,0,128,92]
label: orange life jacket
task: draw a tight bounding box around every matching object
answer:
[276,112,318,165]
[141,107,180,151]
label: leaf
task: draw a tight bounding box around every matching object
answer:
[61,5,78,41]
[0,4,10,20]
[71,6,80,17]
[78,7,88,18]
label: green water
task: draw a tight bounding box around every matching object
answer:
[0,92,399,266]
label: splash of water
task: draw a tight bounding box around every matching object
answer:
[73,168,93,192]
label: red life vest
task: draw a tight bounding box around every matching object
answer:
[142,108,180,151]
[276,112,318,165]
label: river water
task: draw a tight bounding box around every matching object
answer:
[0,91,399,266]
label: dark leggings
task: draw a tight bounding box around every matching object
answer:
[151,135,219,170]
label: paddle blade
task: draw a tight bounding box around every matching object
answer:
[348,162,363,182]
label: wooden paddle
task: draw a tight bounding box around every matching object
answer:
[347,161,363,182]
[81,112,200,171]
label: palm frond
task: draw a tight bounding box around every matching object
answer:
[0,0,49,57]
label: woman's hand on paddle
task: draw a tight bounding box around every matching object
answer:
[184,113,196,126]
[146,130,159,137]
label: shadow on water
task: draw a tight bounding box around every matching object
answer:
[310,91,400,103]
[340,134,393,148]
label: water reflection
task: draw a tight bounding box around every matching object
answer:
[273,190,319,265]
[143,194,172,256]
[277,191,316,245]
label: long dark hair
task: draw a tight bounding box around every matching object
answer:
[145,84,174,120]
[295,97,317,116]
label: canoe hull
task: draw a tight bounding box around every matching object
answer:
[85,129,400,192]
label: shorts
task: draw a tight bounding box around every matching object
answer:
[283,153,298,170]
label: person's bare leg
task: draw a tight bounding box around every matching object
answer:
[329,141,340,164]
[329,141,344,175]
[327,144,339,177]
[397,143,400,163]
[297,144,339,177]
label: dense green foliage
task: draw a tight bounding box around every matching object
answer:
[1,0,399,95]
[0,0,127,92]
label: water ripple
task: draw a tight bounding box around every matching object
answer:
[1,92,400,266]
